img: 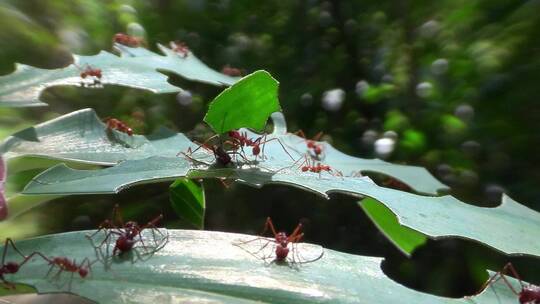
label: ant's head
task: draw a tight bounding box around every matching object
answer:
[78,267,88,278]
[124,221,138,229]
[519,287,539,303]
[5,262,19,273]
[276,232,288,246]
[228,130,240,138]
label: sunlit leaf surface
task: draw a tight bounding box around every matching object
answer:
[14,110,540,257]
[0,43,239,107]
[0,230,524,304]
[0,108,198,165]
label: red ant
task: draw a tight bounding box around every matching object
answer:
[113,33,144,47]
[79,66,102,80]
[32,254,94,291]
[296,155,335,177]
[221,65,244,77]
[234,217,323,266]
[87,204,167,264]
[76,64,102,87]
[180,132,253,167]
[0,238,36,289]
[170,41,190,58]
[295,130,325,160]
[104,118,134,136]
[227,130,294,161]
[479,262,540,304]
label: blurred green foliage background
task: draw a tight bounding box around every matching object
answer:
[0,0,539,299]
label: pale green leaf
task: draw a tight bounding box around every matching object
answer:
[0,44,239,107]
[0,230,524,304]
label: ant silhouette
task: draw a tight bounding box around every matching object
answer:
[479,262,540,304]
[234,217,324,267]
[86,204,168,268]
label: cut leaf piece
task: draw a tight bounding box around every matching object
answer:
[1,230,526,304]
[204,70,280,133]
[360,197,427,256]
[169,178,205,229]
[0,44,239,107]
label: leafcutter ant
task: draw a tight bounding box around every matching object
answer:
[478,262,540,304]
[295,130,325,160]
[227,130,295,161]
[170,41,189,58]
[234,217,324,267]
[113,33,144,47]
[76,64,102,87]
[104,118,134,136]
[86,204,168,268]
[30,253,96,291]
[296,155,336,178]
[221,65,244,77]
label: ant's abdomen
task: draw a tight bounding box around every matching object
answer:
[275,246,289,261]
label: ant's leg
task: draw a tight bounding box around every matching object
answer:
[287,223,304,243]
[312,132,324,141]
[264,217,278,237]
[67,271,74,292]
[111,204,124,227]
[2,239,22,265]
[259,137,296,161]
[501,263,524,288]
[180,152,210,165]
[19,252,51,268]
[293,130,307,139]
[233,236,272,247]
[480,266,518,295]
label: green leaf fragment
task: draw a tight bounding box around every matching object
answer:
[169,178,206,229]
[204,70,281,133]
[360,197,427,256]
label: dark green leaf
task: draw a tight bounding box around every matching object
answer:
[169,178,205,229]
[360,197,427,256]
